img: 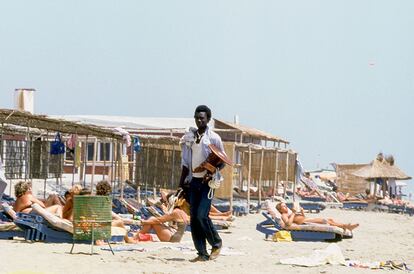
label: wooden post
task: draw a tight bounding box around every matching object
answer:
[247,146,252,213]
[25,126,30,181]
[273,150,279,201]
[90,138,97,194]
[119,143,124,199]
[110,140,115,191]
[258,148,264,205]
[102,141,107,180]
[71,135,77,187]
[145,142,150,199]
[284,152,289,199]
[229,144,235,215]
[153,148,158,200]
[292,153,297,202]
[171,142,176,190]
[239,150,243,190]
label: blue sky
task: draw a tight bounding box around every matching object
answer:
[1,1,413,194]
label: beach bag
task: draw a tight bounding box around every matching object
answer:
[50,133,65,155]
[133,136,141,152]
[272,230,292,242]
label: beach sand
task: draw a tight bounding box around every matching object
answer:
[1,208,413,274]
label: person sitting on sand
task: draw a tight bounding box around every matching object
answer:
[62,184,83,221]
[95,180,141,244]
[162,191,234,222]
[133,197,189,242]
[13,181,63,217]
[276,202,359,231]
[95,180,139,227]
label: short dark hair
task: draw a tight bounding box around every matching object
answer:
[194,105,211,119]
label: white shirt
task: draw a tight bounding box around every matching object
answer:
[191,136,207,178]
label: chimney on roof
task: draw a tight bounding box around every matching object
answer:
[14,88,35,114]
[234,114,239,125]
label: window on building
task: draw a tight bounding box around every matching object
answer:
[87,143,95,161]
[86,142,112,162]
[99,143,111,161]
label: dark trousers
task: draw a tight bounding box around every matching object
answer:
[189,177,222,258]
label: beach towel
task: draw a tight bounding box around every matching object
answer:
[272,230,292,242]
[280,243,345,267]
[101,245,146,252]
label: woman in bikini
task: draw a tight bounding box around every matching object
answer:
[134,197,189,242]
[276,202,359,231]
[13,181,63,218]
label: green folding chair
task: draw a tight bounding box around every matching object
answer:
[70,195,114,255]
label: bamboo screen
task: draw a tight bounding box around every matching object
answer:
[237,149,297,191]
[134,141,182,191]
[3,140,27,179]
[0,137,64,180]
[335,164,369,196]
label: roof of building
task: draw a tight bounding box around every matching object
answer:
[51,115,289,144]
[0,109,122,140]
[52,115,196,132]
[214,119,289,144]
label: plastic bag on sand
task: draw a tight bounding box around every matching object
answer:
[279,243,345,267]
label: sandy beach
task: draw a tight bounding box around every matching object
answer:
[1,207,413,274]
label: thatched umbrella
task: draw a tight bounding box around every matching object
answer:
[353,154,411,197]
[353,156,411,181]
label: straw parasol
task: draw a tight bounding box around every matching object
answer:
[353,154,411,180]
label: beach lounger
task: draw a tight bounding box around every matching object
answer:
[286,201,326,213]
[341,201,369,210]
[0,203,25,239]
[14,204,126,243]
[256,212,348,242]
[0,221,24,239]
[387,204,414,216]
[212,199,248,216]
[299,196,326,202]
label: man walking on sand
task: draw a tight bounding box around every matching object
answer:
[179,105,224,262]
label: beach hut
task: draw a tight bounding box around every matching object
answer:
[0,109,123,198]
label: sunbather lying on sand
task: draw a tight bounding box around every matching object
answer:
[276,202,359,231]
[13,181,63,218]
[209,205,233,221]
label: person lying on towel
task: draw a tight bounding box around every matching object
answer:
[276,202,359,231]
[13,181,63,218]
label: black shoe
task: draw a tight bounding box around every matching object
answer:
[209,245,222,260]
[189,255,209,262]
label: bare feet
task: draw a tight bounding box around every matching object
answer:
[345,223,359,231]
[95,240,105,246]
